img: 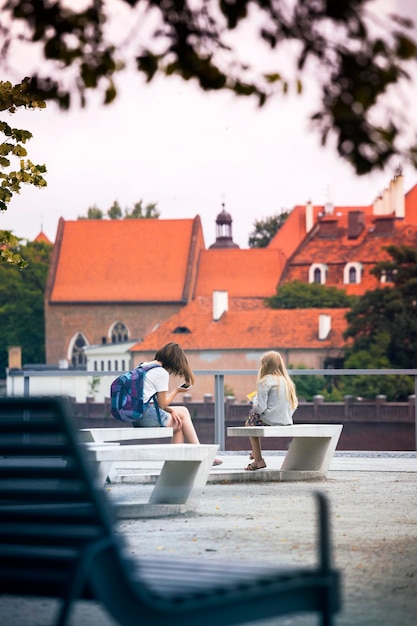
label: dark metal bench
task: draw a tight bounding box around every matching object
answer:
[0,396,342,626]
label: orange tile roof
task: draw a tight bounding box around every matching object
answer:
[49,217,204,302]
[34,230,53,245]
[193,249,286,297]
[282,218,417,295]
[131,297,349,351]
[405,184,417,225]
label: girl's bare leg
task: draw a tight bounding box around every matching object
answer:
[166,406,199,444]
[249,436,263,462]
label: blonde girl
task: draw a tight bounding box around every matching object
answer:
[245,351,298,471]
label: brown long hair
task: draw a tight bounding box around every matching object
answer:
[257,351,298,410]
[154,342,195,384]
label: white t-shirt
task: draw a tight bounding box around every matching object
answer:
[141,362,169,403]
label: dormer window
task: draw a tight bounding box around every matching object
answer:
[309,263,327,284]
[173,326,191,334]
[343,262,362,284]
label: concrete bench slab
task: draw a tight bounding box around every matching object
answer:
[87,443,218,512]
[80,426,173,443]
[227,424,343,480]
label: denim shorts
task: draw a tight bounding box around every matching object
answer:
[132,404,170,428]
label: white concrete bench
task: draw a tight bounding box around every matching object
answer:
[79,427,174,483]
[79,426,173,444]
[86,443,218,516]
[227,424,343,480]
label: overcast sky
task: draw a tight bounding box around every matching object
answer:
[1,0,417,249]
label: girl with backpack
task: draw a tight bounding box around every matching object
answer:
[137,342,222,465]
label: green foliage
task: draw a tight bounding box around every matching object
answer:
[0,79,47,267]
[125,200,160,219]
[0,238,53,377]
[77,205,104,220]
[265,280,356,309]
[78,199,159,220]
[107,201,122,220]
[344,246,417,368]
[0,231,28,269]
[0,80,47,213]
[248,211,289,248]
[291,367,327,402]
[342,245,417,399]
[342,340,414,401]
[1,3,417,174]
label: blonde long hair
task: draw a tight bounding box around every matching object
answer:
[257,351,298,410]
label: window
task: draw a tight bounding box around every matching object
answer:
[349,267,357,283]
[380,269,396,284]
[110,321,129,343]
[173,326,191,334]
[69,333,87,368]
[343,262,362,284]
[309,263,327,284]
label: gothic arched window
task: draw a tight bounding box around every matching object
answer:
[69,333,87,367]
[110,321,129,343]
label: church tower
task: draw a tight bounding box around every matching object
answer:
[209,204,240,249]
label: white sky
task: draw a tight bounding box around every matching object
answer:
[1,0,417,249]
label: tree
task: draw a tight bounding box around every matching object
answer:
[265,280,355,309]
[78,199,159,220]
[344,245,417,368]
[342,245,417,399]
[0,237,52,377]
[0,79,47,266]
[248,211,289,248]
[107,201,122,220]
[78,205,104,220]
[124,200,160,219]
[1,2,417,175]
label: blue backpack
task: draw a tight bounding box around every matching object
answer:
[110,363,161,423]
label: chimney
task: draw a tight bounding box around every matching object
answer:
[347,210,365,239]
[393,173,405,218]
[213,290,228,321]
[372,215,395,235]
[318,217,338,239]
[8,346,22,369]
[373,194,383,215]
[382,188,390,214]
[305,201,314,233]
[318,314,331,340]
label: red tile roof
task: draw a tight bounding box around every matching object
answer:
[131,297,349,351]
[193,249,286,297]
[49,217,204,302]
[282,213,417,295]
[34,231,53,245]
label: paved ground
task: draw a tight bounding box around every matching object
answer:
[1,452,417,625]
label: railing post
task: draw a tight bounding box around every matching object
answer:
[23,373,30,397]
[214,372,225,451]
[415,374,417,451]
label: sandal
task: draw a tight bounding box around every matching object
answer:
[245,460,266,471]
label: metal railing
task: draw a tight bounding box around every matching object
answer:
[9,368,417,451]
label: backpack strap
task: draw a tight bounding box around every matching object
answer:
[140,363,164,426]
